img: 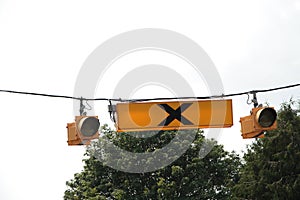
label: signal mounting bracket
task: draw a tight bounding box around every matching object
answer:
[79,97,92,116]
[247,92,260,108]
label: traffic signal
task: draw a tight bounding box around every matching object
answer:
[240,107,277,139]
[66,116,100,145]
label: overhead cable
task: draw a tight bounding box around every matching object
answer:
[0,83,299,102]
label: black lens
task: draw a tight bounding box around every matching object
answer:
[258,108,277,127]
[80,117,100,136]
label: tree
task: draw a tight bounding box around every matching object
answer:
[232,101,300,199]
[64,126,240,199]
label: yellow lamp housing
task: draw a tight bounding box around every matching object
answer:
[240,107,277,139]
[67,116,100,145]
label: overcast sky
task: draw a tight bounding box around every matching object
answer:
[0,0,300,199]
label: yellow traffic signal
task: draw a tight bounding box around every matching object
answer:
[66,116,100,145]
[240,107,277,139]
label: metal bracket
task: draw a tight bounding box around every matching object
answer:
[108,100,116,123]
[247,92,259,108]
[252,92,258,108]
[80,97,87,116]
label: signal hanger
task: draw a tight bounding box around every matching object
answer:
[79,97,92,116]
[247,92,262,108]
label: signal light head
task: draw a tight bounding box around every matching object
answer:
[256,107,277,128]
[240,107,277,139]
[67,116,100,145]
[77,117,100,137]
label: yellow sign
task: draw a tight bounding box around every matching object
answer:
[116,99,233,132]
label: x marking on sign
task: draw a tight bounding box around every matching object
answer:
[158,103,193,126]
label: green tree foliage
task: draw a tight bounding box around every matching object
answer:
[64,127,240,199]
[232,102,300,199]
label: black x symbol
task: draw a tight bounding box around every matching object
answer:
[158,103,193,126]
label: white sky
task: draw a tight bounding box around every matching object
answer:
[0,0,300,199]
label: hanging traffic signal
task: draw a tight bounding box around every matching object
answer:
[240,107,277,139]
[66,116,100,145]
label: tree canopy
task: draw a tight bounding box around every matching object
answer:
[64,127,240,199]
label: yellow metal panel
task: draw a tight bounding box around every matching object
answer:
[242,130,265,139]
[116,99,233,132]
[66,122,82,145]
[240,115,255,134]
